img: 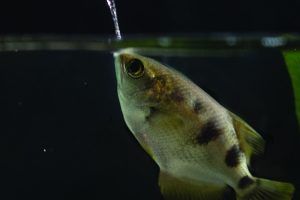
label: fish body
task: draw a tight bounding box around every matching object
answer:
[114,49,295,200]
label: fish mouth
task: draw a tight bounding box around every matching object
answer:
[113,52,126,87]
[114,51,136,86]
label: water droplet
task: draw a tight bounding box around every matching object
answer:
[43,148,47,152]
[106,0,122,40]
[83,81,88,86]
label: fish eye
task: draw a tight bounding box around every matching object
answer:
[125,59,145,78]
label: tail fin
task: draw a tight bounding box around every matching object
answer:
[238,177,295,200]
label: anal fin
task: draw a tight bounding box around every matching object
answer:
[159,171,232,200]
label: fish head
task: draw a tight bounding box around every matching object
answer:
[114,49,201,162]
[114,49,186,145]
[114,49,171,108]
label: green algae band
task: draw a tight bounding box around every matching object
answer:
[283,51,300,127]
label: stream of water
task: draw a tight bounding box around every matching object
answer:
[106,0,122,40]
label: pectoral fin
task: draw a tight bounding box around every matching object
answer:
[158,171,231,200]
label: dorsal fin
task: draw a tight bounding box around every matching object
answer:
[229,111,265,164]
[159,171,231,200]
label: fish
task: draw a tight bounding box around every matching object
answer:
[114,48,295,200]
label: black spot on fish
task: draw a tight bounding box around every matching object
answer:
[196,120,222,145]
[193,99,203,113]
[170,89,184,102]
[145,107,157,121]
[238,176,255,189]
[225,145,241,167]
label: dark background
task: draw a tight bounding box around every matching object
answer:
[0,0,300,35]
[1,0,300,200]
[1,50,300,200]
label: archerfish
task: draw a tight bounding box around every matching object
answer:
[114,48,295,200]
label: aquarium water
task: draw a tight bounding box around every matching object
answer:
[0,35,299,200]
